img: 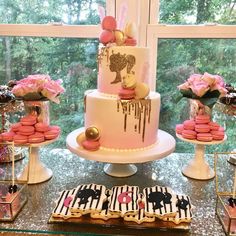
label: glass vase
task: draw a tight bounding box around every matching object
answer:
[23,100,50,125]
[189,99,212,120]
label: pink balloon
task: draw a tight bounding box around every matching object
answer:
[102,16,117,31]
[99,30,115,45]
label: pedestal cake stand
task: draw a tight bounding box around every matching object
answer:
[176,133,227,180]
[66,127,176,177]
[17,138,57,184]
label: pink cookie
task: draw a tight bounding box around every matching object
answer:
[11,122,22,132]
[182,129,197,140]
[99,30,115,45]
[18,126,35,136]
[175,124,184,134]
[183,120,195,130]
[209,121,220,131]
[125,37,137,46]
[195,114,211,124]
[195,124,211,133]
[102,16,117,31]
[44,130,59,140]
[211,130,225,140]
[197,133,213,142]
[20,115,37,126]
[118,88,135,100]
[82,140,100,151]
[35,122,50,132]
[1,132,15,142]
[28,133,45,143]
[13,134,28,144]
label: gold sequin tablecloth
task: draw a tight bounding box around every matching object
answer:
[0,148,227,235]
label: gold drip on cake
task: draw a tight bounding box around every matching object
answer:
[117,99,151,142]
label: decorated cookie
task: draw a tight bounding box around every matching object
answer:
[108,185,140,217]
[124,194,155,224]
[163,194,193,224]
[70,184,107,214]
[143,185,177,218]
[90,189,120,220]
[52,188,81,219]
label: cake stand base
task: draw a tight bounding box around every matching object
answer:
[104,164,137,177]
[17,144,55,184]
[176,134,226,180]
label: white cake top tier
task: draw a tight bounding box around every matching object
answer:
[97,46,150,95]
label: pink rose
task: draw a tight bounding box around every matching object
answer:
[189,80,209,97]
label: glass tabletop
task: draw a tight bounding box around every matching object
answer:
[0,146,227,235]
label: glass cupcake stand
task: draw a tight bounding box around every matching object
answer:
[176,133,227,180]
[66,127,176,177]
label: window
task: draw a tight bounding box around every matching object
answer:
[0,0,235,152]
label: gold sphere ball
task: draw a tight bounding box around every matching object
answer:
[114,30,125,46]
[76,132,86,145]
[85,127,100,140]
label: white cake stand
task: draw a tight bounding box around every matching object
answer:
[66,128,176,177]
[17,138,57,184]
[176,133,227,180]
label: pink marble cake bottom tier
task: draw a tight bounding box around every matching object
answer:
[84,90,160,149]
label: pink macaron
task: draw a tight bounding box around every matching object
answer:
[125,37,137,46]
[18,126,35,136]
[208,121,220,131]
[1,132,15,142]
[195,114,211,124]
[11,122,22,132]
[99,30,115,45]
[49,125,61,132]
[82,140,100,151]
[20,115,37,126]
[183,120,195,130]
[211,130,225,140]
[13,134,28,144]
[44,130,59,140]
[182,130,197,140]
[195,124,211,133]
[102,16,117,31]
[28,133,45,143]
[35,122,50,132]
[118,88,135,100]
[197,133,213,142]
[175,124,184,134]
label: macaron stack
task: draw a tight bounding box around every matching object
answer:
[0,115,60,144]
[175,114,225,142]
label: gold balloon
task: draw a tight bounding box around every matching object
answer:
[85,126,100,140]
[114,30,125,46]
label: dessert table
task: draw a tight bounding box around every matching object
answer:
[0,148,227,235]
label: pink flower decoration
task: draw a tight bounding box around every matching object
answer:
[12,74,65,103]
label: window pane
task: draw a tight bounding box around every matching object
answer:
[0,37,98,148]
[0,0,105,24]
[156,38,236,153]
[159,0,236,25]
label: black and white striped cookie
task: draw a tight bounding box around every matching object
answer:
[163,194,193,224]
[143,185,177,218]
[90,189,120,220]
[52,188,82,219]
[108,185,140,217]
[70,183,107,214]
[124,194,155,224]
